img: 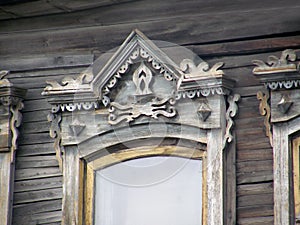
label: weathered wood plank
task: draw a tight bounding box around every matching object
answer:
[237,182,273,196]
[17,143,54,157]
[13,199,62,216]
[0,54,93,71]
[1,6,300,56]
[0,0,137,19]
[238,205,274,218]
[237,160,273,173]
[16,157,58,169]
[237,170,273,185]
[238,216,274,225]
[237,148,273,161]
[18,133,52,145]
[20,121,50,134]
[14,188,63,204]
[14,176,62,193]
[12,210,62,225]
[238,193,273,207]
[23,110,50,123]
[0,0,298,35]
[15,167,61,181]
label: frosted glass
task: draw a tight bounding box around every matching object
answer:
[95,156,202,225]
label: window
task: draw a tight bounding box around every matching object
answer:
[94,156,203,225]
[43,29,238,225]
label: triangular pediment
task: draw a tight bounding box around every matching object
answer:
[91,29,182,99]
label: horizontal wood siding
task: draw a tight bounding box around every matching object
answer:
[1,55,93,225]
[0,1,300,224]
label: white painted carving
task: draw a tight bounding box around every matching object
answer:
[109,97,176,125]
[265,79,300,90]
[223,94,240,149]
[51,101,99,113]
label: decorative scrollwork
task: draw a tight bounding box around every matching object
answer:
[102,47,175,98]
[108,97,176,125]
[179,59,224,78]
[48,113,63,170]
[223,94,240,150]
[175,87,229,100]
[265,80,300,90]
[253,49,298,74]
[42,68,93,93]
[0,70,10,87]
[257,90,273,147]
[51,101,99,113]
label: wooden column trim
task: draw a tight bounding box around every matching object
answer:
[0,70,26,225]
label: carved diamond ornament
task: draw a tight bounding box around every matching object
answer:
[277,94,293,114]
[197,100,212,121]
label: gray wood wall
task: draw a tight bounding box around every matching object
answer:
[0,0,300,224]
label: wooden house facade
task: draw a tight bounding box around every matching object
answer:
[0,0,300,224]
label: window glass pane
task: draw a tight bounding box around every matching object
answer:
[95,156,202,225]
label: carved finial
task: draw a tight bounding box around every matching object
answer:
[253,49,298,74]
[257,90,273,147]
[179,59,224,78]
[132,62,153,95]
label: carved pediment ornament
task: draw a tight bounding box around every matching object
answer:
[42,30,235,113]
[253,49,298,74]
[253,49,300,90]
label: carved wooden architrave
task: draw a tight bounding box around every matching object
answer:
[0,70,26,225]
[42,29,239,225]
[253,49,300,225]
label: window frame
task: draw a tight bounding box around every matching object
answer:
[83,146,207,225]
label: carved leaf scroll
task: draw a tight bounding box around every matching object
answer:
[43,68,93,92]
[179,59,224,78]
[253,49,298,74]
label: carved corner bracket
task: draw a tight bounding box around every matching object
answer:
[257,90,273,147]
[223,94,241,150]
[0,70,26,161]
